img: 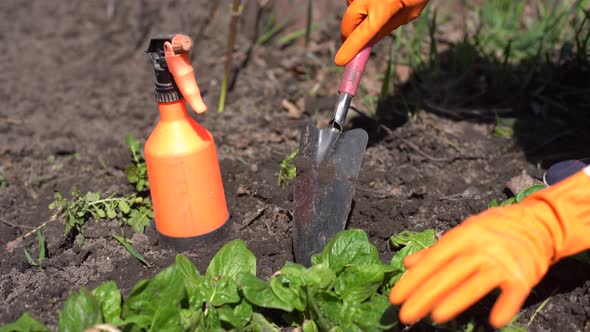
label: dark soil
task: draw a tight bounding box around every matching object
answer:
[1,1,589,331]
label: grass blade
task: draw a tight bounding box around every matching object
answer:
[277,23,321,47]
[37,229,45,262]
[258,14,294,45]
[112,234,149,267]
[24,249,38,267]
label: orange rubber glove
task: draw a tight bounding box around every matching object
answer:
[389,167,590,329]
[335,0,430,66]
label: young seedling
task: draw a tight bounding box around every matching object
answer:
[257,9,295,45]
[112,234,150,267]
[124,135,149,192]
[491,116,516,139]
[0,173,6,188]
[277,149,298,188]
[276,22,322,47]
[24,229,45,268]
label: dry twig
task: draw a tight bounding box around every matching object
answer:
[0,217,35,230]
[5,216,57,252]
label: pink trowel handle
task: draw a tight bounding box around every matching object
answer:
[338,40,375,96]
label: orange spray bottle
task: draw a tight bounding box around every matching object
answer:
[145,34,228,246]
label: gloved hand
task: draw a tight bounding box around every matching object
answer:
[335,0,429,66]
[389,167,590,329]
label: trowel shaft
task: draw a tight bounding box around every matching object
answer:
[331,93,353,131]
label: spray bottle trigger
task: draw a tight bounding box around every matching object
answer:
[163,40,208,114]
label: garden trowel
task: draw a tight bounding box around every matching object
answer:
[293,42,373,267]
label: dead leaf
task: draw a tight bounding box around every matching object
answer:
[281,99,303,119]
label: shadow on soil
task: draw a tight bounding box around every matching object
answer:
[353,39,590,173]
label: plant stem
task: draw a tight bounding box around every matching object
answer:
[88,196,128,206]
[218,0,242,113]
[305,0,312,48]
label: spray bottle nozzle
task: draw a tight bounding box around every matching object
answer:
[146,34,207,113]
[146,34,180,102]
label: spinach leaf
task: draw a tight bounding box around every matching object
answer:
[207,240,256,279]
[269,262,307,311]
[218,301,253,330]
[390,229,437,271]
[304,263,336,290]
[515,184,545,203]
[91,281,122,324]
[247,313,281,332]
[180,309,203,331]
[302,319,319,332]
[58,288,102,332]
[199,276,241,307]
[309,291,357,330]
[175,254,203,308]
[0,313,49,332]
[150,305,182,332]
[122,265,185,324]
[237,272,293,311]
[355,294,398,331]
[311,229,380,272]
[335,264,393,303]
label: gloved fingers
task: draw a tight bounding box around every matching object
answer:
[489,283,530,329]
[336,1,403,66]
[431,270,501,324]
[402,247,430,268]
[398,0,430,20]
[395,254,482,324]
[390,228,470,303]
[340,0,370,41]
[335,20,372,66]
[374,0,428,42]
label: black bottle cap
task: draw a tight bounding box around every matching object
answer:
[145,34,183,103]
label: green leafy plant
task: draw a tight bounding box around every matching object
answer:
[49,189,153,237]
[488,184,546,208]
[465,0,588,64]
[24,229,46,268]
[491,116,516,138]
[0,173,7,188]
[48,135,154,239]
[389,229,437,284]
[124,135,149,192]
[277,149,298,188]
[0,313,49,332]
[2,229,438,331]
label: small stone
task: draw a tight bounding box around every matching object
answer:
[236,184,251,196]
[506,171,544,196]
